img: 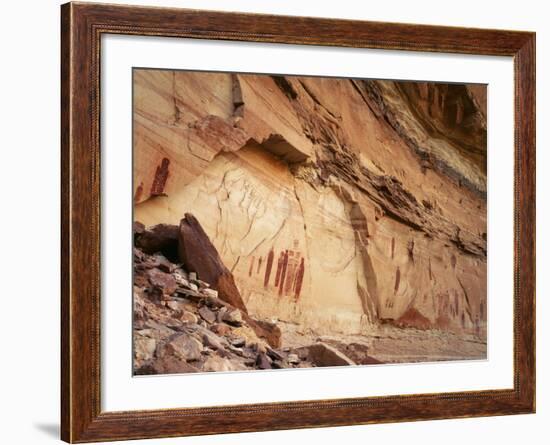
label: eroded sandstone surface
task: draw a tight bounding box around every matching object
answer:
[133,69,487,368]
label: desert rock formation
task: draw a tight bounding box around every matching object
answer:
[133,70,487,364]
[134,217,383,374]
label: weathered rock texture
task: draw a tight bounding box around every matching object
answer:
[133,69,487,362]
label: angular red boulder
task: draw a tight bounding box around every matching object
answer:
[246,318,282,349]
[147,268,177,296]
[135,223,179,262]
[178,213,248,314]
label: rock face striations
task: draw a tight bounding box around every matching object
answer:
[133,70,487,368]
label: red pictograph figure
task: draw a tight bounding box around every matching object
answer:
[278,250,289,296]
[248,256,255,277]
[264,248,274,288]
[294,257,305,300]
[284,251,297,295]
[150,157,170,196]
[274,251,284,287]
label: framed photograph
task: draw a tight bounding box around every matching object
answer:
[61,2,535,442]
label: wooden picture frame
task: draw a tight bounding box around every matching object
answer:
[61,2,535,442]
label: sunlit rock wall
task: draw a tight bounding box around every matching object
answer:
[134,70,487,338]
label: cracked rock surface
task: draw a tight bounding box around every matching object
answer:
[133,70,487,366]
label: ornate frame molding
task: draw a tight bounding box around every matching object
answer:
[61,2,535,442]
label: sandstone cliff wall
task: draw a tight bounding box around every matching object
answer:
[133,70,487,339]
